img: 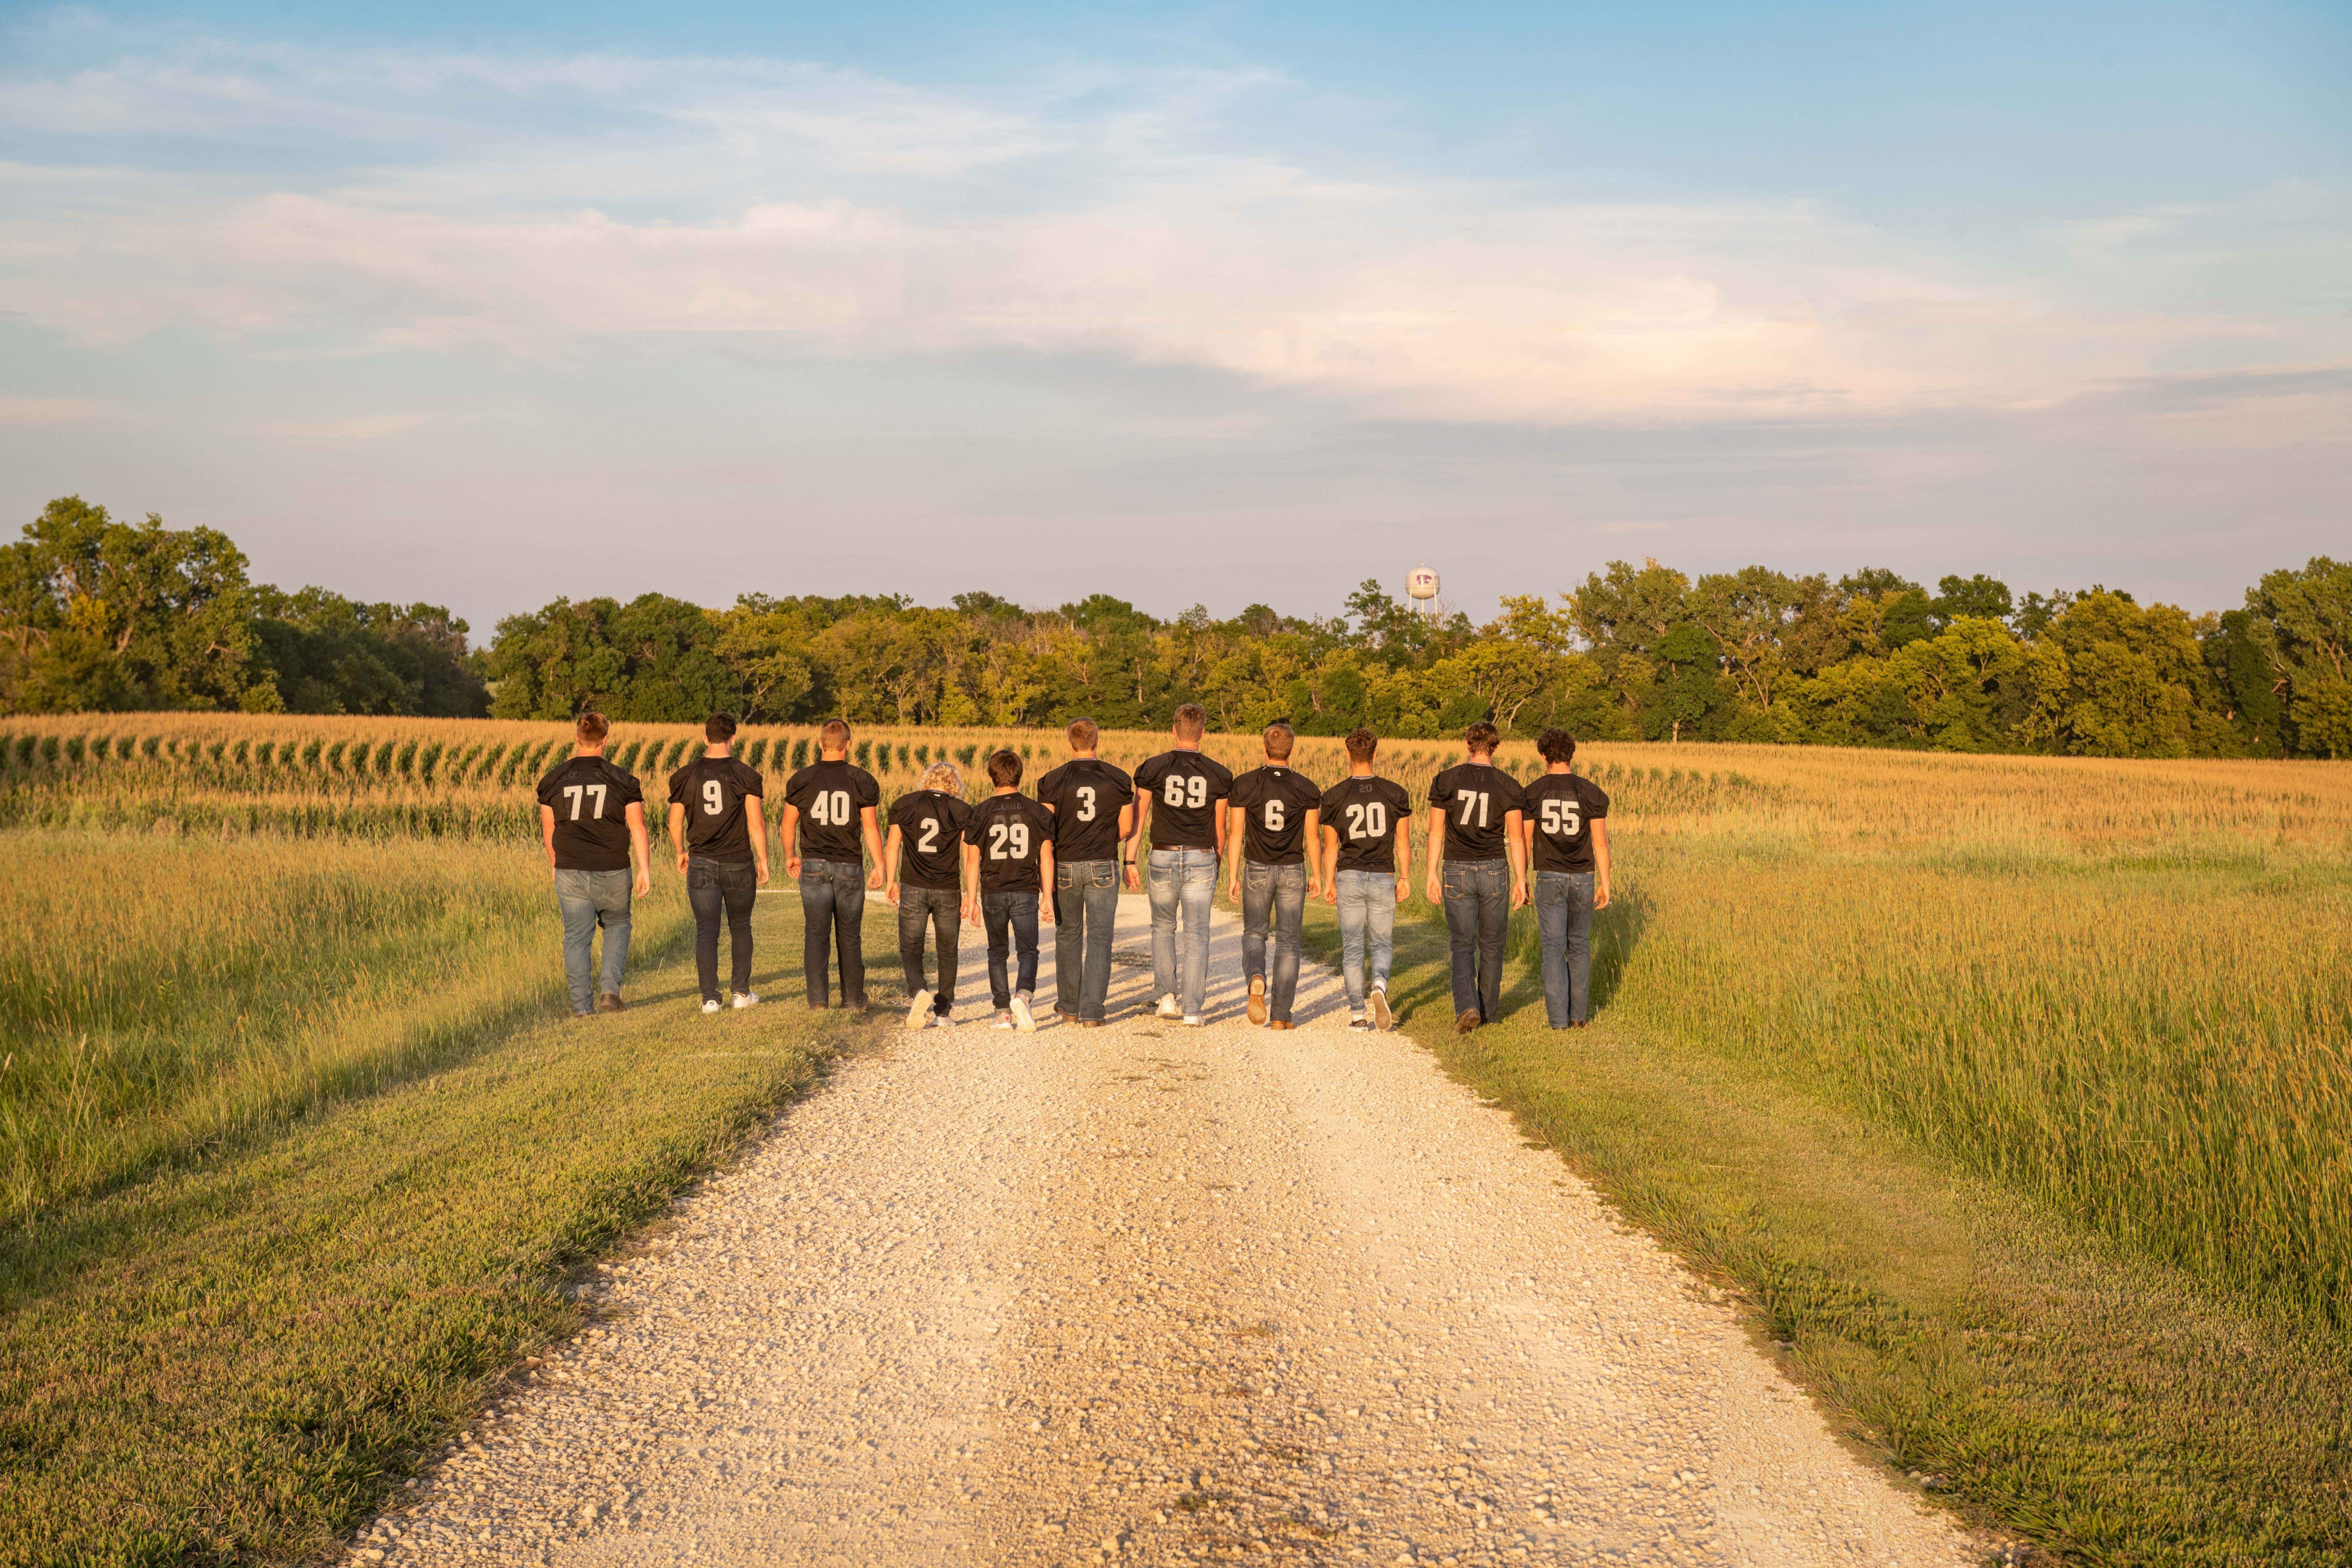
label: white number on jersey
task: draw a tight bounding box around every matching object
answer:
[701,778,724,816]
[1540,797,1582,836]
[1344,801,1389,841]
[987,820,1031,860]
[1455,791,1491,828]
[916,818,940,854]
[1076,785,1097,822]
[1161,773,1209,809]
[1262,799,1285,832]
[807,788,852,826]
[562,783,609,821]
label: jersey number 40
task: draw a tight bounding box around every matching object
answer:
[806,789,854,825]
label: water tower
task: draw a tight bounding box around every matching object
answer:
[1407,565,1440,620]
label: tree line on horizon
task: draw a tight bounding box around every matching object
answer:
[2,496,2345,759]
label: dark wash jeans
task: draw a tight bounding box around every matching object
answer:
[553,867,631,1015]
[1053,859,1121,1021]
[1532,870,1596,1026]
[897,883,960,1014]
[982,888,1040,1010]
[799,857,867,1008]
[687,856,756,1003]
[1442,857,1510,1021]
[1240,860,1307,1023]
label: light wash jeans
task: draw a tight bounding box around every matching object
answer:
[1147,846,1217,1018]
[1333,869,1397,1016]
[1053,859,1122,1022]
[553,867,632,1015]
[1442,858,1510,1022]
[1240,861,1308,1023]
[1533,870,1596,1026]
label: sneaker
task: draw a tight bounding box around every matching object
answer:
[907,989,934,1031]
[731,992,760,1010]
[1011,995,1036,1033]
[701,998,722,1016]
[1246,976,1267,1026]
[597,992,625,1013]
[993,1010,1016,1030]
[1455,1009,1480,1034]
[1368,985,1392,1031]
[1348,1016,1374,1032]
[1182,1015,1205,1027]
[933,1012,958,1029]
[1156,992,1181,1020]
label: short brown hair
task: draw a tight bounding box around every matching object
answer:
[1262,721,1295,761]
[1464,720,1501,755]
[574,711,610,744]
[820,718,851,749]
[1066,716,1100,751]
[1172,703,1207,741]
[1344,727,1378,764]
[987,748,1024,788]
[1537,727,1577,765]
[705,711,738,743]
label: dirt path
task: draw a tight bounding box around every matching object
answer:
[356,897,1973,1567]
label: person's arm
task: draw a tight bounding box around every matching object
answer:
[1505,808,1528,910]
[747,793,770,886]
[1127,790,1150,891]
[1213,797,1230,862]
[1223,801,1247,902]
[962,841,982,923]
[1319,825,1341,905]
[881,824,903,906]
[1423,805,1445,905]
[667,801,690,874]
[540,804,559,869]
[779,802,802,878]
[1395,814,1413,905]
[1302,808,1322,898]
[1592,817,1612,910]
[1039,839,1056,925]
[861,805,886,889]
[625,801,652,897]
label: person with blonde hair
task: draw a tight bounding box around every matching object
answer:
[886,759,972,1029]
[534,710,651,1017]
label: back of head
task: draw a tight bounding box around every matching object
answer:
[820,717,851,752]
[1464,719,1501,757]
[1172,703,1207,743]
[919,761,963,795]
[1537,727,1577,766]
[1344,727,1379,765]
[1066,716,1100,753]
[705,711,738,745]
[987,748,1024,789]
[575,710,611,747]
[1262,721,1295,762]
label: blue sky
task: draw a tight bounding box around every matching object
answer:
[1,1,2345,632]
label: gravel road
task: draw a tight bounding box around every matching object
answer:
[355,897,1975,1567]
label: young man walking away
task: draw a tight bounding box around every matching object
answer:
[1317,727,1412,1032]
[1225,722,1323,1029]
[536,711,651,1017]
[666,712,769,1015]
[962,749,1056,1031]
[1518,728,1614,1029]
[780,719,884,1011]
[886,761,971,1030]
[1036,719,1134,1027]
[1132,703,1231,1026]
[1425,720,1528,1033]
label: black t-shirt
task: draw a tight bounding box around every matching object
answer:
[667,756,764,862]
[1521,772,1612,874]
[1318,775,1412,875]
[536,755,645,871]
[1133,750,1233,852]
[1034,758,1135,862]
[1428,761,1525,862]
[964,792,1055,894]
[784,760,881,865]
[1227,765,1325,866]
[890,790,972,891]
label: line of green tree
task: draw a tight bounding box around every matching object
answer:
[5,496,2345,758]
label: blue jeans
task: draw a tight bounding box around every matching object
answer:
[1533,870,1596,1026]
[553,867,632,1015]
[687,857,756,1003]
[1333,870,1396,1016]
[1442,858,1510,1021]
[897,884,960,1014]
[799,857,867,1008]
[1240,861,1307,1023]
[982,889,1040,1009]
[1147,846,1217,1018]
[1053,859,1122,1022]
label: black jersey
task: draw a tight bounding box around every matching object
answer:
[536,754,644,871]
[1133,749,1233,852]
[1427,761,1524,862]
[889,789,971,891]
[1034,758,1134,862]
[783,759,880,865]
[965,792,1055,894]
[1319,775,1411,875]
[1520,772,1611,874]
[668,756,763,862]
[1227,764,1324,866]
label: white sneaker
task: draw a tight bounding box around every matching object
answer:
[1010,994,1035,1032]
[1368,985,1392,1031]
[1156,993,1181,1020]
[700,998,722,1016]
[1182,1015,1205,1027]
[932,1013,957,1029]
[731,991,759,1010]
[907,990,934,1031]
[993,1010,1016,1030]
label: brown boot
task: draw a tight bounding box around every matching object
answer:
[1454,1009,1479,1034]
[598,992,626,1013]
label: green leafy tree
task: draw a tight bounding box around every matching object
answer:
[2242,557,2352,758]
[251,587,487,716]
[2022,591,2231,758]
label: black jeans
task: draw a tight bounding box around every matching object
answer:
[1442,857,1510,1021]
[897,884,960,1015]
[799,857,867,1008]
[687,857,757,1003]
[981,888,1040,1010]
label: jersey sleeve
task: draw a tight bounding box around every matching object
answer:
[1383,780,1413,817]
[616,769,645,806]
[853,769,881,809]
[1132,756,1164,795]
[535,769,562,807]
[1498,772,1527,813]
[740,764,763,799]
[1106,768,1135,806]
[1426,767,1456,808]
[782,768,812,809]
[962,804,986,846]
[668,767,691,806]
[1228,772,1259,812]
[1209,759,1234,799]
[1588,781,1610,819]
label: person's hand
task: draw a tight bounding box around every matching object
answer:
[1509,879,1529,912]
[755,861,771,888]
[1321,879,1338,907]
[1595,881,1612,911]
[1123,862,1141,892]
[886,881,901,907]
[962,897,981,923]
[1391,876,1406,906]
[785,853,801,878]
[867,866,885,891]
[633,870,650,897]
[1424,873,1442,907]
[1040,895,1055,926]
[674,849,690,875]
[1225,876,1241,904]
